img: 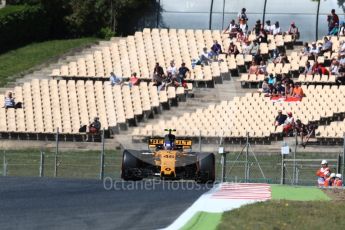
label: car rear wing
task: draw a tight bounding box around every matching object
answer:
[148,138,192,149]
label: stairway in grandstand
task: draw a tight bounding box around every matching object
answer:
[1,28,345,146]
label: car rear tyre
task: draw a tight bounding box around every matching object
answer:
[121,150,143,181]
[197,153,215,183]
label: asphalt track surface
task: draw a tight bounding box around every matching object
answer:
[0,177,212,230]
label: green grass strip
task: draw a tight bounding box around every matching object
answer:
[181,212,222,230]
[271,184,330,201]
[0,37,99,86]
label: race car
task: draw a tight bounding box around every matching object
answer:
[121,129,215,183]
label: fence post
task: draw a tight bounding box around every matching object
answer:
[54,127,59,177]
[245,132,249,182]
[99,128,105,180]
[342,134,345,178]
[292,130,298,185]
[221,152,226,182]
[198,130,202,153]
[280,153,285,185]
[39,151,45,177]
[3,151,7,176]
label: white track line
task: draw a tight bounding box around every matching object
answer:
[163,183,271,230]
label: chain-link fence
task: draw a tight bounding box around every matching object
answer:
[0,149,122,179]
[1,129,344,185]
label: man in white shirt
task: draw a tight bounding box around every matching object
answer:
[167,60,178,79]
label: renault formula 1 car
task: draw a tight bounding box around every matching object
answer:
[121,129,215,183]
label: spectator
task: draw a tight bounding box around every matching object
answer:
[309,42,319,60]
[275,81,285,96]
[287,22,300,41]
[253,20,262,36]
[153,62,165,79]
[295,119,308,140]
[256,29,268,44]
[210,40,222,60]
[324,173,336,187]
[268,73,276,85]
[336,63,345,84]
[264,20,273,34]
[272,21,281,36]
[329,60,339,76]
[291,83,304,98]
[178,62,190,87]
[254,49,263,65]
[167,60,178,79]
[227,41,239,57]
[242,40,253,55]
[109,72,123,86]
[251,41,260,55]
[327,9,339,34]
[248,61,258,74]
[260,79,270,94]
[237,8,248,23]
[153,63,165,90]
[199,47,212,65]
[89,117,101,134]
[339,22,345,36]
[282,74,294,85]
[223,19,238,38]
[301,42,310,56]
[320,36,332,55]
[3,92,21,109]
[128,72,140,87]
[236,29,247,43]
[334,174,343,187]
[285,82,294,97]
[303,61,313,75]
[258,60,267,75]
[316,160,331,187]
[339,41,345,55]
[329,22,339,35]
[274,110,287,127]
[283,112,295,136]
[239,18,248,34]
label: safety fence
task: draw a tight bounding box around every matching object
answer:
[0,147,122,180]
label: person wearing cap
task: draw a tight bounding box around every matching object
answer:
[324,173,336,187]
[316,160,331,186]
[274,110,287,127]
[309,42,319,61]
[334,174,343,187]
[89,117,101,134]
[283,112,294,136]
[287,22,299,41]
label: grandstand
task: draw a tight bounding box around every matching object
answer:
[0,79,187,140]
[3,26,345,145]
